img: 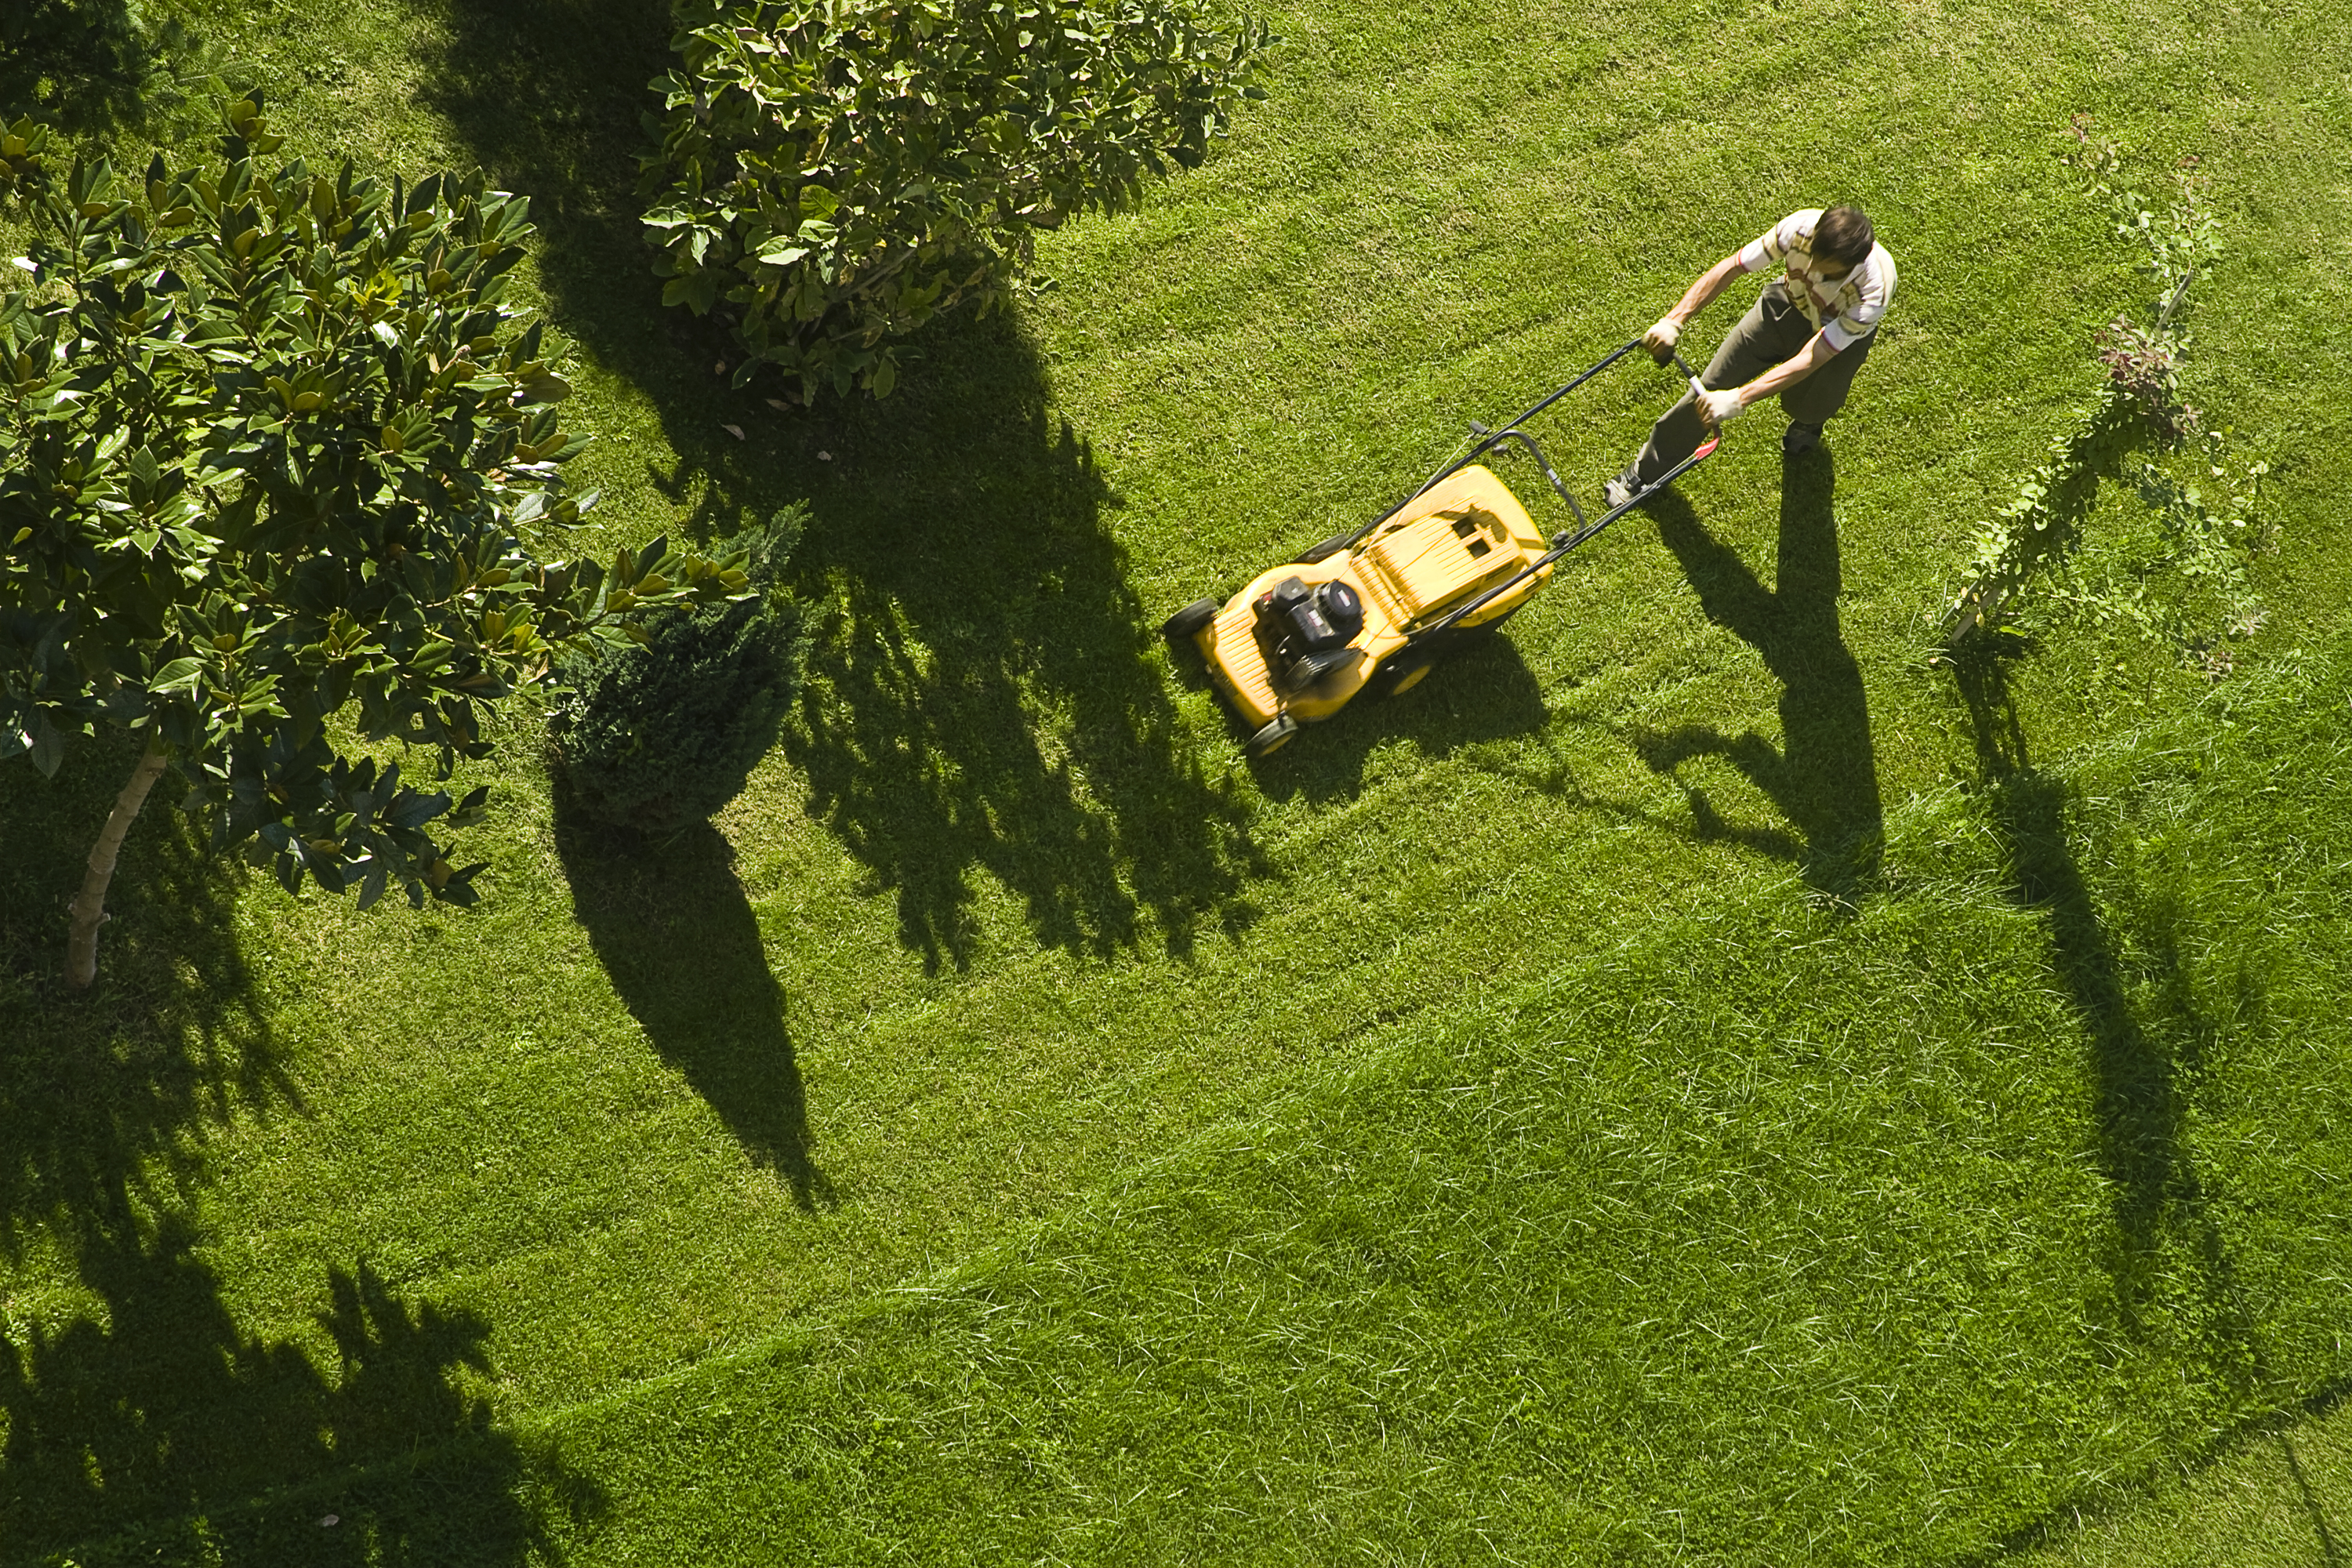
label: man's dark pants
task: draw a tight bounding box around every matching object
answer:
[1632,280,1874,488]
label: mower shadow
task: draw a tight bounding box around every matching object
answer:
[426,0,1267,975]
[1233,631,1554,805]
[554,804,834,1209]
[1626,448,1886,902]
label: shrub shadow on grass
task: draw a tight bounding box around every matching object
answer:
[1953,651,2259,1356]
[426,0,1267,974]
[1624,448,1886,902]
[1944,648,2333,1561]
[0,731,287,1250]
[554,801,833,1208]
[0,1199,588,1566]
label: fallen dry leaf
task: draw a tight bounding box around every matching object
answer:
[764,398,790,412]
[721,423,746,441]
[817,450,833,461]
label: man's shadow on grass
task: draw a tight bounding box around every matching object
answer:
[555,805,833,1209]
[425,0,1266,975]
[1621,449,1886,902]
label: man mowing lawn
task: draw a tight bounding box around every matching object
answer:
[1605,204,1896,509]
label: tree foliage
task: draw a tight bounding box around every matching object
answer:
[638,0,1271,401]
[550,505,805,836]
[0,95,748,963]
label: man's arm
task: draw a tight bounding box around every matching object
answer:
[1734,329,1838,403]
[1668,252,1750,328]
[1644,252,1750,354]
[1697,330,1839,424]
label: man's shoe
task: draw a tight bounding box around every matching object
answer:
[1603,471,1639,510]
[1782,421,1824,456]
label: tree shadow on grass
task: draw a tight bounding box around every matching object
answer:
[778,374,1270,971]
[0,731,287,1250]
[1624,449,1886,902]
[423,0,1267,975]
[0,0,194,135]
[0,746,587,1563]
[0,1198,593,1566]
[554,804,833,1208]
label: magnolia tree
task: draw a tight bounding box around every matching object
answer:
[639,0,1272,401]
[0,98,749,987]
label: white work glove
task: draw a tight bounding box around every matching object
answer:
[1696,386,1746,426]
[1643,316,1682,356]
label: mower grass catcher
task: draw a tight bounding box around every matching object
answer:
[1163,337,1722,757]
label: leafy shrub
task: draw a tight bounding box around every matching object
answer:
[0,96,750,982]
[1940,128,2236,652]
[550,506,806,834]
[639,0,1271,401]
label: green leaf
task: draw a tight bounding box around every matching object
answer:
[28,718,64,778]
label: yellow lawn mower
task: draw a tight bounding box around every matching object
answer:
[1163,337,1721,757]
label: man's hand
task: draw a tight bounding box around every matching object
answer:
[1697,387,1746,426]
[1643,316,1682,358]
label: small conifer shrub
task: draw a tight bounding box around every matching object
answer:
[550,506,806,833]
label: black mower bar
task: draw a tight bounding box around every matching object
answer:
[1329,336,1704,564]
[1410,429,1718,644]
[1314,335,1716,645]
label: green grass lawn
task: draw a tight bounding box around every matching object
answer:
[2022,1393,2352,1566]
[3,0,2351,1560]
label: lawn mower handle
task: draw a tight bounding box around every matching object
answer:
[1402,339,1716,644]
[1342,337,1704,557]
[1409,433,1717,644]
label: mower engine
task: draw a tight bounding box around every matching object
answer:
[1255,575,1366,693]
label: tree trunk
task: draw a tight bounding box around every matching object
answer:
[64,741,170,991]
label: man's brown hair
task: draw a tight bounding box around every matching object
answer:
[1814,205,1875,268]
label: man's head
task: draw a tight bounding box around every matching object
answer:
[1811,205,1875,276]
